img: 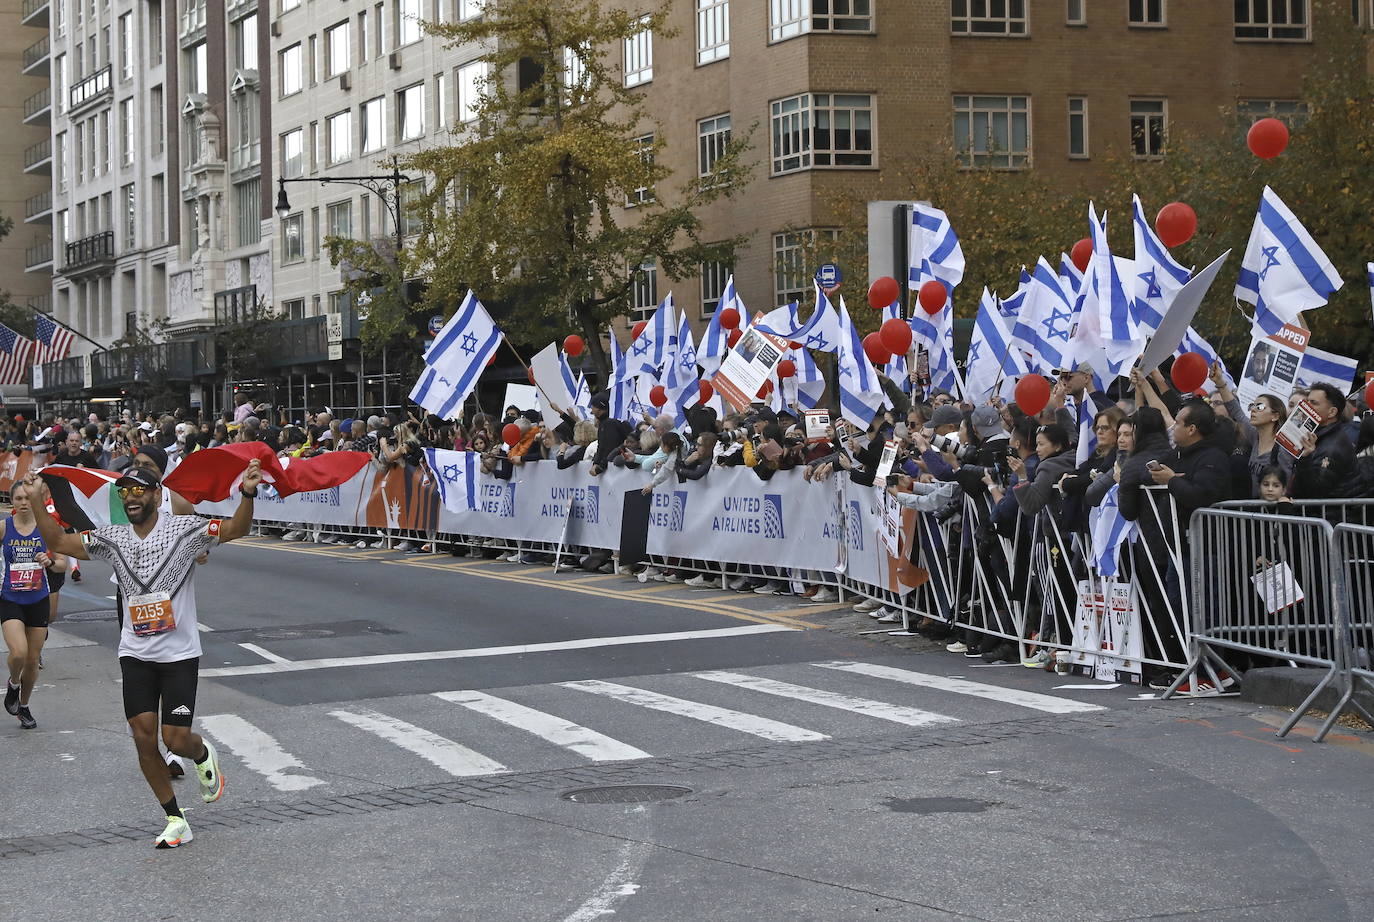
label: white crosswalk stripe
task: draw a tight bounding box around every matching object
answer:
[198,714,326,792]
[432,690,651,762]
[691,671,960,728]
[811,662,1108,715]
[560,679,829,743]
[329,708,508,777]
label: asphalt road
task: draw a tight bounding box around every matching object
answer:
[3,536,1371,922]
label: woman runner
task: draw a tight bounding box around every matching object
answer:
[3,482,67,729]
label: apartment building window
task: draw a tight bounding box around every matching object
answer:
[118,12,133,81]
[951,0,1028,35]
[770,93,874,174]
[281,43,303,97]
[1237,99,1309,126]
[152,174,165,243]
[456,61,485,122]
[73,127,84,185]
[700,259,731,320]
[1235,0,1309,40]
[771,94,810,173]
[281,128,304,177]
[1066,0,1086,25]
[1067,96,1088,158]
[623,17,652,87]
[359,11,369,62]
[120,98,135,165]
[953,94,1031,168]
[54,54,66,117]
[149,2,162,66]
[97,111,109,175]
[236,13,259,70]
[398,181,424,235]
[236,178,261,246]
[398,84,425,140]
[627,134,654,206]
[326,21,350,77]
[282,0,301,11]
[327,200,353,240]
[309,121,319,171]
[435,73,449,130]
[457,0,486,18]
[151,86,164,154]
[282,298,305,320]
[1128,0,1165,26]
[771,0,807,40]
[55,132,68,192]
[327,111,352,165]
[813,1,872,32]
[630,260,658,318]
[698,113,732,179]
[308,35,319,87]
[281,213,304,262]
[187,42,208,95]
[374,3,386,58]
[54,0,65,36]
[360,194,372,239]
[562,46,587,103]
[698,0,730,64]
[398,0,422,46]
[121,184,135,248]
[86,119,97,179]
[232,87,261,169]
[1130,98,1167,158]
[773,232,810,306]
[362,97,386,151]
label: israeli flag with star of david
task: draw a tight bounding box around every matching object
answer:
[409,291,504,419]
[629,292,677,376]
[1131,194,1192,336]
[835,296,886,428]
[1089,484,1137,579]
[966,287,1027,404]
[1011,257,1075,376]
[1175,326,1234,394]
[1236,186,1343,336]
[424,447,479,513]
[1295,345,1360,393]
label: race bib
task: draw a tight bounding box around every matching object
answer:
[128,591,176,636]
[8,563,44,593]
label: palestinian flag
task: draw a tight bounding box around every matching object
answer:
[163,442,372,503]
[37,466,130,531]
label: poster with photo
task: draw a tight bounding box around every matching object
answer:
[803,410,831,445]
[1236,323,1309,409]
[712,315,789,411]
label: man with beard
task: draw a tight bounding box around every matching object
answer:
[25,459,263,849]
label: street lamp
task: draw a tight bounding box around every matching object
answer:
[274,156,413,265]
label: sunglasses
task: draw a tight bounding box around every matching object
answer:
[116,485,154,499]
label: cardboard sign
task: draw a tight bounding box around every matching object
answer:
[712,315,790,412]
[1252,561,1305,614]
[872,439,900,482]
[1237,323,1308,409]
[803,410,831,445]
[1275,399,1322,458]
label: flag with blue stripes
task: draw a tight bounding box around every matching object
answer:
[966,287,1027,404]
[408,291,504,419]
[792,345,825,410]
[699,275,743,374]
[907,203,965,293]
[558,349,580,410]
[999,268,1032,318]
[424,447,479,514]
[835,297,886,428]
[1091,205,1141,378]
[1367,262,1374,328]
[1295,345,1360,392]
[754,290,842,353]
[1059,253,1084,296]
[879,302,910,389]
[662,313,701,426]
[1131,194,1192,335]
[1175,327,1234,393]
[628,292,677,376]
[1012,257,1075,376]
[572,373,592,419]
[606,326,632,420]
[1089,484,1137,579]
[1236,186,1343,336]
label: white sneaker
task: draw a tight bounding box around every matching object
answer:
[354,539,369,549]
[868,606,889,619]
[394,541,415,552]
[367,540,386,549]
[812,588,838,603]
[281,531,300,542]
[640,567,663,582]
[753,581,785,595]
[945,640,969,654]
[663,573,683,583]
[154,814,192,849]
[876,610,903,624]
[196,740,224,803]
[853,599,881,613]
[684,574,712,588]
[727,576,753,591]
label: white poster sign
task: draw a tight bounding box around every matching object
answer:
[1237,323,1308,409]
[712,316,789,412]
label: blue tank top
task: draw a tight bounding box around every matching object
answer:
[2,517,50,603]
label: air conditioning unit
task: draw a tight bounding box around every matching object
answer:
[270,20,281,37]
[338,72,351,91]
[389,51,402,70]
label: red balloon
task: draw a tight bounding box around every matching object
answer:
[917,280,946,315]
[788,341,803,351]
[649,385,667,408]
[1170,352,1209,393]
[1014,375,1051,417]
[698,380,714,403]
[862,332,891,366]
[631,319,648,340]
[777,359,796,379]
[1364,378,1374,412]
[563,334,585,357]
[879,317,913,355]
[1071,237,1093,273]
[726,328,742,348]
[867,276,900,310]
[1155,202,1197,248]
[501,423,522,447]
[756,380,774,399]
[1247,117,1289,160]
[718,307,740,331]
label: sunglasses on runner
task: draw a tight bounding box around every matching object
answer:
[116,485,154,499]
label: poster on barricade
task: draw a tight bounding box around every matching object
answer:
[711,316,789,411]
[804,410,831,445]
[872,439,899,483]
[1097,581,1142,683]
[1275,400,1322,457]
[1251,561,1305,614]
[1237,323,1308,409]
[877,487,901,558]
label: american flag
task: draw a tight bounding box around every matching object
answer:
[33,313,75,365]
[0,324,35,386]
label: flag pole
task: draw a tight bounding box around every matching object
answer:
[30,307,108,352]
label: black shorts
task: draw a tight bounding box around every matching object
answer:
[119,656,200,726]
[0,598,50,629]
[48,571,65,593]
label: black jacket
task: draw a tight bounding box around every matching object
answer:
[1060,448,1118,531]
[1292,420,1355,500]
[1122,434,1230,551]
[589,417,632,472]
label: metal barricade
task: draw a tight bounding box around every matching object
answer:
[1333,524,1374,728]
[1216,498,1374,527]
[1183,508,1347,739]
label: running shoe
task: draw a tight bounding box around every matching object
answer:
[197,740,225,803]
[4,681,18,716]
[154,815,192,849]
[945,641,969,654]
[852,599,881,613]
[811,588,839,603]
[1021,650,1051,669]
[875,610,904,625]
[16,705,36,729]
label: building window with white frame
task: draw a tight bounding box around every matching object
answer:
[326,21,350,77]
[398,181,425,235]
[813,0,872,32]
[630,259,658,318]
[1129,98,1167,158]
[623,16,652,87]
[118,12,133,80]
[282,0,301,11]
[326,110,352,165]
[55,132,67,192]
[120,98,134,165]
[1237,98,1309,126]
[236,178,261,246]
[771,93,811,173]
[281,43,303,96]
[771,0,807,40]
[187,41,208,94]
[456,60,485,122]
[700,258,731,320]
[1067,96,1088,158]
[562,47,586,104]
[398,84,425,140]
[151,86,164,154]
[362,97,386,151]
[121,184,135,249]
[282,298,305,320]
[953,94,1031,168]
[435,73,449,130]
[457,0,486,19]
[327,200,353,239]
[697,0,729,64]
[773,231,814,306]
[771,93,874,174]
[1066,0,1086,25]
[951,0,1028,35]
[1235,0,1309,40]
[627,134,655,206]
[398,0,422,46]
[232,87,261,170]
[281,127,304,177]
[235,13,258,70]
[698,113,732,180]
[149,2,162,65]
[1128,0,1165,26]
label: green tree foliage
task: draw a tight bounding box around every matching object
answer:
[339,0,754,378]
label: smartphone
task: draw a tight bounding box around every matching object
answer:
[1146,460,1162,471]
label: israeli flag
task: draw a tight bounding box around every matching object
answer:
[1012,257,1075,376]
[1295,345,1360,392]
[1236,186,1343,336]
[879,302,910,390]
[999,268,1032,318]
[1059,252,1085,296]
[907,203,965,294]
[793,345,825,410]
[662,313,701,426]
[572,373,591,419]
[1131,194,1192,335]
[699,276,749,375]
[966,287,1027,404]
[558,350,580,410]
[606,327,633,420]
[1090,205,1142,378]
[1367,262,1374,328]
[1089,484,1137,579]
[424,447,479,514]
[755,290,843,352]
[409,291,504,419]
[835,297,886,428]
[1176,327,1234,394]
[628,292,677,376]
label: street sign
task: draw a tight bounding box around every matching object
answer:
[327,313,344,360]
[427,314,444,336]
[815,263,842,293]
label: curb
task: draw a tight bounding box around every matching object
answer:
[1240,666,1374,718]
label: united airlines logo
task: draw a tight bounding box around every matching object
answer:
[669,491,689,532]
[499,483,517,518]
[584,485,600,524]
[480,482,518,517]
[822,498,864,550]
[648,489,688,531]
[712,494,784,540]
[762,494,785,540]
[846,500,864,550]
[543,485,600,523]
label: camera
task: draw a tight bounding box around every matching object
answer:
[718,428,751,446]
[929,433,959,455]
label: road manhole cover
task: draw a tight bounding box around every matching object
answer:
[58,609,117,622]
[560,784,692,804]
[881,796,997,815]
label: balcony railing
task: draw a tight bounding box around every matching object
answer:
[23,138,51,172]
[22,87,50,122]
[24,190,51,220]
[27,294,51,315]
[69,65,111,112]
[22,36,50,72]
[24,238,52,269]
[32,356,84,395]
[64,230,115,271]
[21,0,49,27]
[180,3,207,38]
[92,340,206,387]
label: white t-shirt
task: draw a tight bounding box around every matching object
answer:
[84,513,221,663]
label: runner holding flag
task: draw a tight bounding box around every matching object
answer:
[24,460,264,849]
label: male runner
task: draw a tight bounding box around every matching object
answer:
[26,459,263,848]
